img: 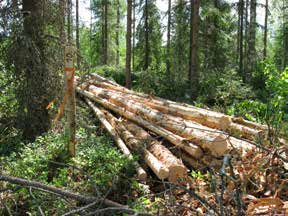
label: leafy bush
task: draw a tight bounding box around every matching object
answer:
[1,128,136,215]
[93,65,126,86]
[199,69,252,108]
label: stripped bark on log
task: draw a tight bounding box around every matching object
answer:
[102,110,169,180]
[85,98,147,181]
[90,78,231,130]
[88,85,229,157]
[123,121,188,182]
[89,76,266,140]
[77,87,203,159]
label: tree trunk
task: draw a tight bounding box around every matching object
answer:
[244,0,249,75]
[88,86,229,157]
[238,0,244,80]
[125,0,132,89]
[166,0,171,80]
[116,0,120,66]
[103,0,108,64]
[59,0,66,44]
[144,0,150,70]
[76,0,80,68]
[85,99,147,181]
[123,121,187,182]
[132,0,136,71]
[263,0,268,59]
[189,0,200,100]
[90,78,232,130]
[21,0,52,141]
[103,110,169,180]
[283,2,288,70]
[67,0,72,42]
[89,74,266,140]
[247,0,257,82]
[76,87,203,159]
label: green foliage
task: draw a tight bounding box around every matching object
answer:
[199,69,252,109]
[90,0,126,66]
[1,129,135,214]
[94,65,126,86]
[135,0,163,71]
[190,170,205,179]
[228,62,288,138]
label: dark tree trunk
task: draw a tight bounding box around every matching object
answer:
[116,0,120,66]
[90,0,93,64]
[67,0,72,42]
[244,0,249,74]
[59,0,66,44]
[263,0,268,59]
[76,0,80,68]
[125,0,132,89]
[103,0,108,65]
[189,0,200,100]
[283,2,288,70]
[132,0,136,71]
[166,0,171,80]
[144,0,149,70]
[238,0,244,80]
[247,0,257,83]
[21,0,51,141]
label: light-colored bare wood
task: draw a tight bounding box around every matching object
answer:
[88,86,228,157]
[76,87,203,159]
[90,78,231,130]
[123,121,187,182]
[102,110,169,180]
[85,98,147,181]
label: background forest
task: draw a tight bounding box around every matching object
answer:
[0,0,288,215]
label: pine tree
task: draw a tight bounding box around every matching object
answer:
[135,0,162,71]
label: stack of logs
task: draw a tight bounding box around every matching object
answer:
[76,74,268,183]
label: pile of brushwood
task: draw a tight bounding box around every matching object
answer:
[75,73,288,215]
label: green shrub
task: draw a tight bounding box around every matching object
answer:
[2,128,135,215]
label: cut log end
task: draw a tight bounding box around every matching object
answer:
[220,116,232,130]
[168,165,188,183]
[202,134,229,157]
[182,141,204,159]
[136,168,148,182]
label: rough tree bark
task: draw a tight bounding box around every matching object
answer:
[263,0,268,59]
[166,0,171,80]
[132,0,136,71]
[67,0,72,42]
[144,0,150,70]
[76,0,80,68]
[238,0,244,79]
[247,0,257,83]
[125,0,132,88]
[116,0,120,66]
[21,0,52,140]
[189,0,200,100]
[103,0,108,65]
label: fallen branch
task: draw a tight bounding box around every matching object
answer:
[0,174,122,207]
